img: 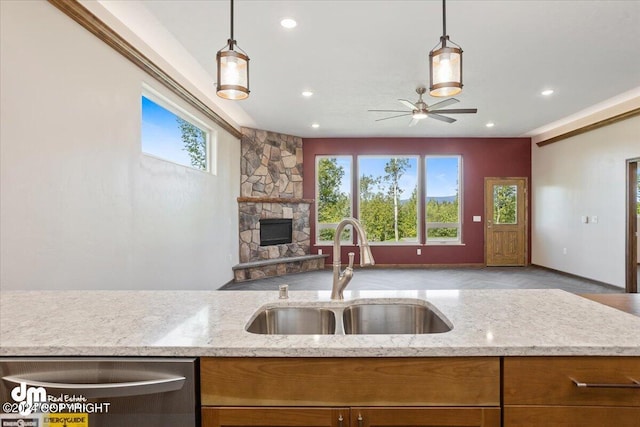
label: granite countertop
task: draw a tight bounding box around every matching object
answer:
[1,289,639,357]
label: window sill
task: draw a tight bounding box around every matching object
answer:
[424,242,466,246]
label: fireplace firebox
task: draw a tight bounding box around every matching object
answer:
[260,219,293,246]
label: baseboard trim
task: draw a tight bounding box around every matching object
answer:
[362,263,485,269]
[531,264,623,291]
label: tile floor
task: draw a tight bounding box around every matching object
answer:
[220,266,623,294]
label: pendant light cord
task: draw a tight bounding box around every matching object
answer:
[442,0,446,38]
[230,0,234,41]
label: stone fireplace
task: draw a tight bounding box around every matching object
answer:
[233,128,326,282]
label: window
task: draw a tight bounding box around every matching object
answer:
[358,156,419,244]
[425,156,462,243]
[141,90,212,172]
[316,156,352,242]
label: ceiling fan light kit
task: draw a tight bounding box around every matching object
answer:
[216,0,250,100]
[429,0,463,97]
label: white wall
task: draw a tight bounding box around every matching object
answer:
[0,0,239,290]
[531,115,640,287]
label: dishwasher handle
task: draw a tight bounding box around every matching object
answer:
[2,375,186,398]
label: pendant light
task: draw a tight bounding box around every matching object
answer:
[429,0,463,97]
[216,0,250,100]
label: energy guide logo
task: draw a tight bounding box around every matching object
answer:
[10,383,46,416]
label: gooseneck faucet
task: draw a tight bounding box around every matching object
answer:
[331,218,375,300]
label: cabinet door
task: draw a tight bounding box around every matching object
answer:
[351,407,500,427]
[202,407,349,427]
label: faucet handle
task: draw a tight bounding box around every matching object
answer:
[347,252,355,269]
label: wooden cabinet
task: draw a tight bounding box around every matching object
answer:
[503,356,640,426]
[202,407,348,427]
[351,407,500,427]
[201,357,500,427]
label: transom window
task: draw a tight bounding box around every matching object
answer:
[141,88,213,172]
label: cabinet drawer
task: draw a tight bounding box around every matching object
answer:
[504,357,640,406]
[504,406,640,426]
[202,407,348,427]
[201,357,500,406]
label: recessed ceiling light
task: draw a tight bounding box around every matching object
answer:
[486,122,495,128]
[541,89,554,96]
[302,91,313,97]
[311,123,320,128]
[280,18,297,29]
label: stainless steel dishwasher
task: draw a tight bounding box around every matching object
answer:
[0,357,198,427]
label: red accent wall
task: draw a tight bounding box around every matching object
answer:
[303,137,531,266]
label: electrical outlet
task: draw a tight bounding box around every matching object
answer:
[318,249,322,255]
[417,248,422,255]
[563,248,567,255]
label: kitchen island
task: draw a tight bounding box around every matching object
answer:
[1,289,639,357]
[1,289,639,427]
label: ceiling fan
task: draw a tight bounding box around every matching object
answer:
[368,87,477,126]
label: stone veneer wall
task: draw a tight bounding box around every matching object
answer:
[238,128,310,264]
[241,128,303,198]
[238,200,310,263]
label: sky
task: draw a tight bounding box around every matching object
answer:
[141,96,200,168]
[328,155,459,198]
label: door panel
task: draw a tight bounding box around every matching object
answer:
[485,178,527,266]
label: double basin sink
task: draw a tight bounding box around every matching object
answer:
[246,300,452,335]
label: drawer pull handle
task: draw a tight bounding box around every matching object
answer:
[572,378,640,389]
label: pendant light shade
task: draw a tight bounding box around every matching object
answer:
[216,0,249,100]
[429,0,463,97]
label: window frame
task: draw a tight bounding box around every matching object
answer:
[424,155,463,245]
[315,155,354,245]
[141,85,216,174]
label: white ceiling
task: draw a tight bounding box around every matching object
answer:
[138,0,640,138]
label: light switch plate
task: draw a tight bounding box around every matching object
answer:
[591,216,598,224]
[581,216,588,224]
[473,216,482,222]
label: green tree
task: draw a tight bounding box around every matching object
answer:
[399,188,418,239]
[317,158,350,240]
[426,194,459,239]
[359,174,391,242]
[383,158,410,242]
[177,117,206,170]
[493,185,517,224]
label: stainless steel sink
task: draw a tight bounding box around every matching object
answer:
[246,307,336,335]
[342,303,452,334]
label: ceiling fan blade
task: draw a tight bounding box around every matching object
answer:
[375,113,412,122]
[398,99,417,110]
[430,108,478,114]
[409,118,420,127]
[368,109,412,113]
[427,113,456,124]
[427,98,459,110]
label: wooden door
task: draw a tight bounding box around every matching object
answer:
[485,178,527,266]
[352,407,500,427]
[202,407,349,427]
